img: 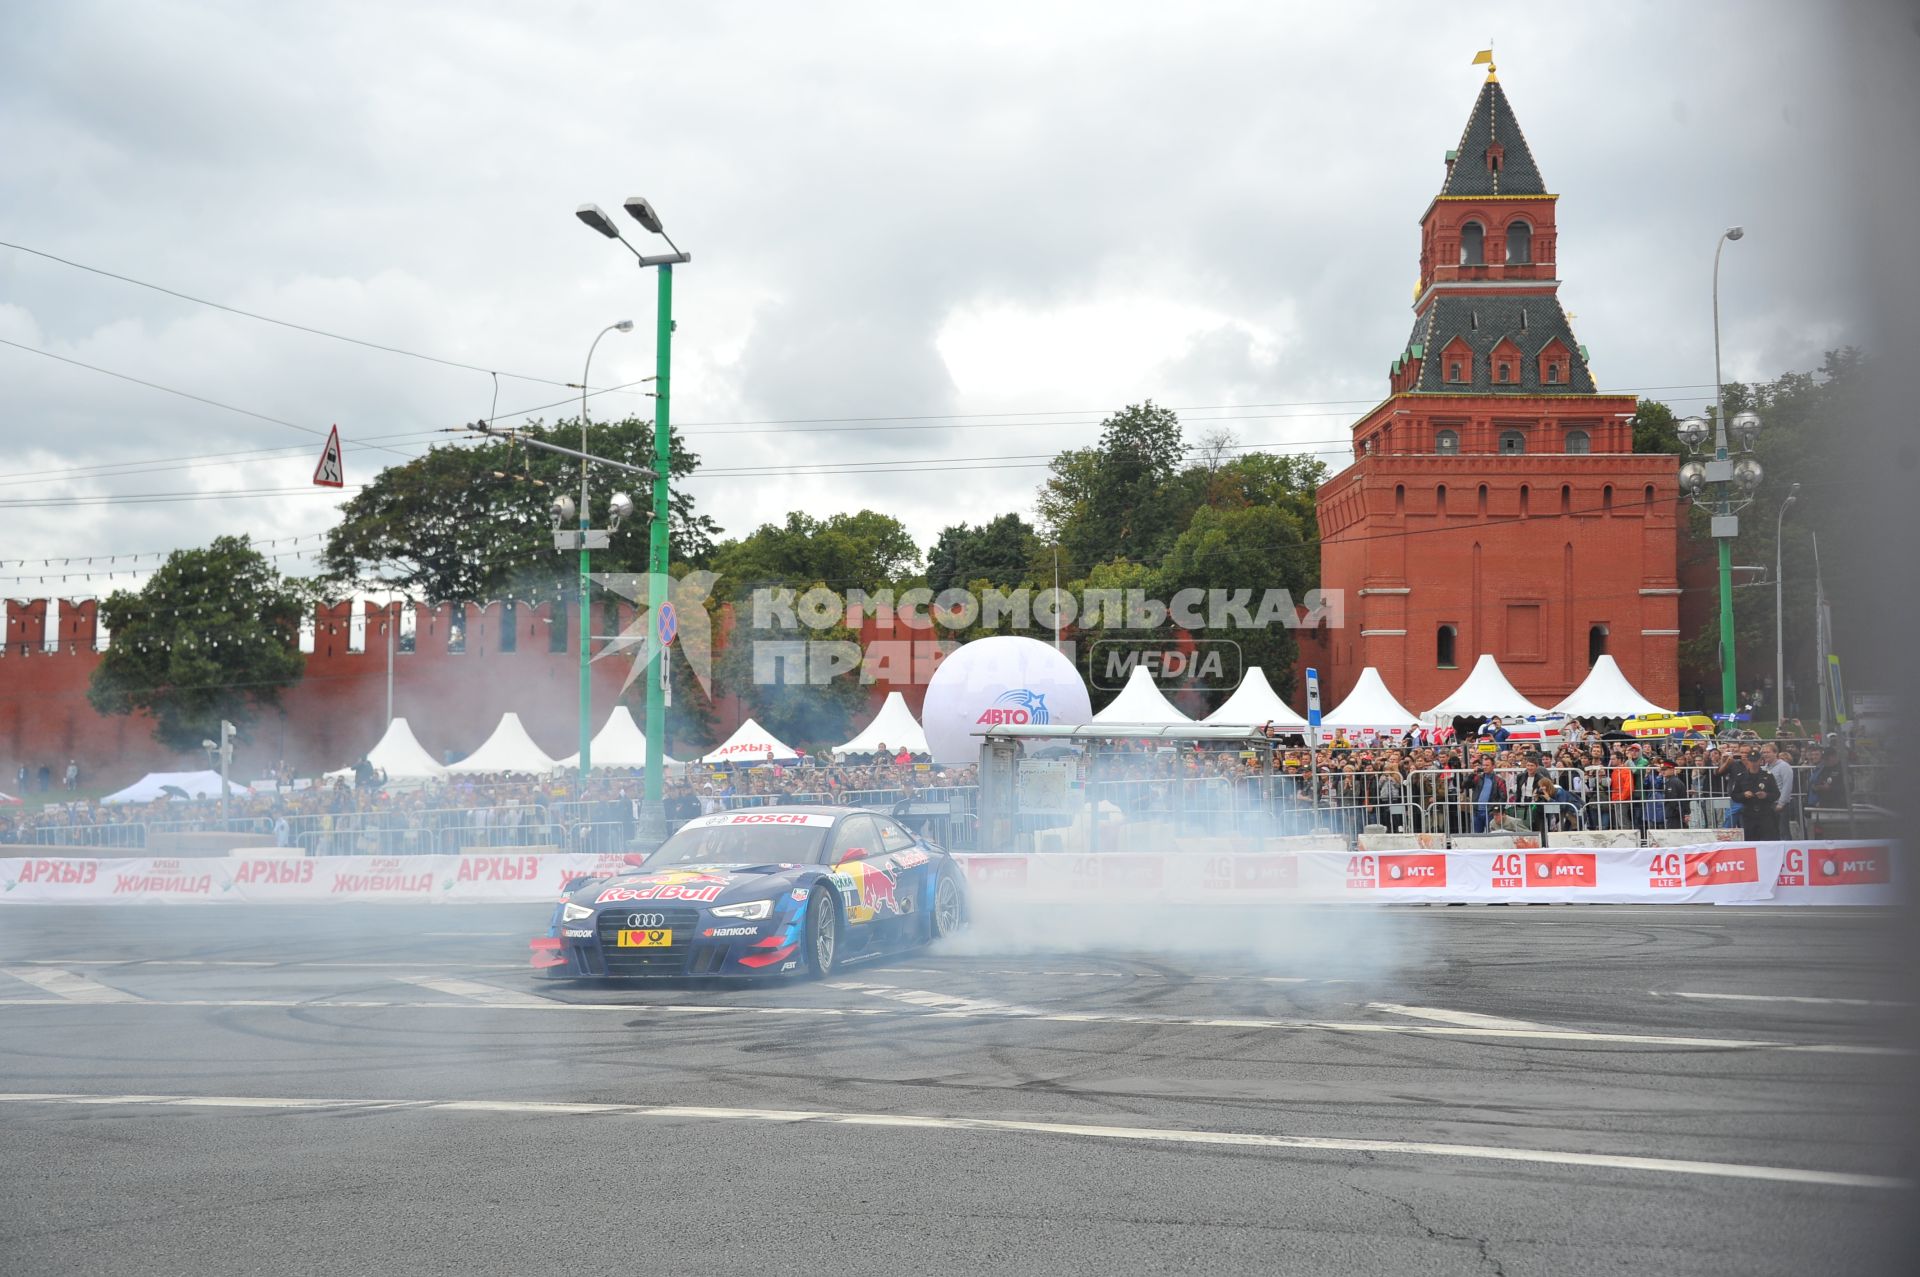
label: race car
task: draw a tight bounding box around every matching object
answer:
[530,805,969,980]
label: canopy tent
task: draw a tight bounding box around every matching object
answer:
[101,770,255,804]
[1423,654,1552,720]
[1204,666,1309,729]
[327,716,447,784]
[700,717,800,765]
[1090,666,1193,726]
[556,705,679,770]
[445,712,560,774]
[1319,667,1419,734]
[1552,655,1671,719]
[835,692,930,756]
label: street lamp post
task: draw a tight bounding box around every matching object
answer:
[577,197,691,841]
[1676,226,1763,718]
[1774,481,1800,727]
[571,320,633,778]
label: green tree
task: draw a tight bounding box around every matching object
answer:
[925,513,1043,594]
[321,417,720,602]
[710,510,919,590]
[87,537,308,752]
[1154,503,1313,703]
[708,581,870,750]
[1039,402,1187,566]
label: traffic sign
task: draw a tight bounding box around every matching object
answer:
[312,425,344,488]
[1305,666,1322,728]
[657,602,678,648]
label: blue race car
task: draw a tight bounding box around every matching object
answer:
[532,805,968,979]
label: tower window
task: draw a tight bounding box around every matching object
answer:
[1498,363,1512,384]
[1565,429,1590,454]
[499,601,517,653]
[1506,220,1532,264]
[1602,484,1615,513]
[1435,429,1460,455]
[1448,361,1464,383]
[1588,625,1610,665]
[1436,484,1448,514]
[1545,363,1560,384]
[1460,221,1485,266]
[1498,431,1526,455]
[1437,625,1458,669]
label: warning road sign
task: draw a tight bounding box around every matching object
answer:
[313,425,344,488]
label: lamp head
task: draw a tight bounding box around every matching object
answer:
[1725,226,1745,241]
[1676,415,1710,451]
[575,204,621,238]
[550,494,577,529]
[623,196,665,234]
[1678,460,1708,497]
[607,491,635,529]
[1733,457,1765,492]
[613,319,634,332]
[1731,409,1763,451]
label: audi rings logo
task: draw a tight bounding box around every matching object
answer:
[626,912,668,928]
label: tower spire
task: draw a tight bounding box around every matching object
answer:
[1472,46,1497,82]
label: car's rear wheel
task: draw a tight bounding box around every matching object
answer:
[805,886,839,978]
[930,868,964,940]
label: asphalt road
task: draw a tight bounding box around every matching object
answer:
[1,901,1916,1276]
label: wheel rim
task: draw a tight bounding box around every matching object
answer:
[935,876,961,934]
[813,894,836,969]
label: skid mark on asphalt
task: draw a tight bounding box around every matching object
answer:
[0,966,140,1004]
[389,974,559,1007]
[0,992,1903,1055]
[9,959,523,971]
[884,966,1346,985]
[828,982,1042,1016]
[1653,990,1914,1008]
[1369,1003,1562,1032]
[0,1090,1903,1191]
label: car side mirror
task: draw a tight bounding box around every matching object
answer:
[838,847,869,864]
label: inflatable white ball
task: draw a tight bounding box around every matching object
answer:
[921,636,1093,765]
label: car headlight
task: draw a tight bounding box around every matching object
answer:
[709,900,771,920]
[561,903,594,923]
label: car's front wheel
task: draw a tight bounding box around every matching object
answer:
[805,886,839,979]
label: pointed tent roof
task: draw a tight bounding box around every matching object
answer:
[700,717,800,764]
[556,705,678,770]
[1440,75,1546,198]
[1320,668,1419,731]
[1553,655,1671,720]
[1204,666,1308,729]
[836,692,929,756]
[101,770,257,804]
[358,716,447,780]
[446,712,559,774]
[1091,666,1193,726]
[1425,654,1552,719]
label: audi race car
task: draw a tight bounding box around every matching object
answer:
[530,805,969,979]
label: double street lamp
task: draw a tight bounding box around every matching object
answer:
[1676,225,1764,718]
[576,195,690,840]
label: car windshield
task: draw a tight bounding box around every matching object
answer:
[646,821,831,867]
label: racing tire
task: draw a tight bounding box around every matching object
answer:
[929,867,965,941]
[805,885,840,980]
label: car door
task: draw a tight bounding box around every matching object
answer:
[827,814,885,927]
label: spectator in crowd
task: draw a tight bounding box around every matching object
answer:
[1760,743,1795,837]
[1726,747,1781,841]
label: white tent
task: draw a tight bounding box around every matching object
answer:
[446,712,560,774]
[1553,655,1671,719]
[1319,667,1419,734]
[101,770,255,804]
[333,716,446,781]
[1204,666,1309,729]
[1424,654,1552,720]
[1091,665,1193,726]
[556,705,678,770]
[701,717,800,764]
[835,692,930,756]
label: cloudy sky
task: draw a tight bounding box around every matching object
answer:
[0,0,1873,600]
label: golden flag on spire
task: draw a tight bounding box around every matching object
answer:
[1472,49,1493,65]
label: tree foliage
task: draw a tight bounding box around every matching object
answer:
[88,537,308,752]
[321,417,720,602]
[709,510,919,590]
[925,513,1043,594]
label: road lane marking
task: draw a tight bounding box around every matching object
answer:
[828,981,1041,1016]
[390,975,558,1007]
[12,960,522,971]
[0,1090,1902,1190]
[0,993,1901,1055]
[1653,991,1913,1008]
[0,966,140,1004]
[1369,1003,1560,1032]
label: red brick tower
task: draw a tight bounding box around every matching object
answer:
[1316,63,1680,712]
